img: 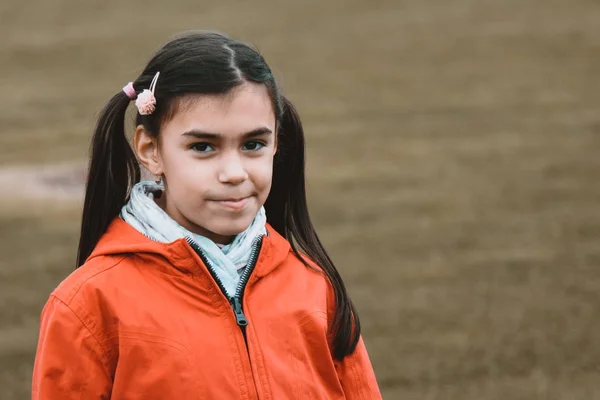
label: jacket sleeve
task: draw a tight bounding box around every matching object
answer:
[335,336,382,399]
[32,295,112,399]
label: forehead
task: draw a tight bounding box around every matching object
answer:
[161,82,276,137]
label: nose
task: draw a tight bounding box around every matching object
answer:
[218,153,249,185]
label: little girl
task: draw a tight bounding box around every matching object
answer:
[32,31,381,399]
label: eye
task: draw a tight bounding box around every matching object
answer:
[191,143,214,153]
[242,141,265,151]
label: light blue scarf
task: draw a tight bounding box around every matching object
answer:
[120,181,267,297]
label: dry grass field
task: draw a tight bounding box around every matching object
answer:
[1,0,599,398]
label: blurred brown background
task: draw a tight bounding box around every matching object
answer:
[1,0,600,399]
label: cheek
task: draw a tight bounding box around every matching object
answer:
[252,158,274,188]
[162,153,207,191]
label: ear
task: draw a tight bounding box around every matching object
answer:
[133,125,162,176]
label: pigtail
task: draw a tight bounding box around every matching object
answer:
[266,96,361,360]
[76,92,140,267]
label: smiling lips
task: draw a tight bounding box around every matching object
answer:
[213,197,250,210]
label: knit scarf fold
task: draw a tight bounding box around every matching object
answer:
[120,181,267,297]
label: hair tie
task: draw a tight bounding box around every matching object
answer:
[135,72,160,115]
[122,82,136,99]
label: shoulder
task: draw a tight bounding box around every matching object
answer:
[286,251,339,313]
[276,250,334,301]
[37,255,134,353]
[278,248,327,277]
[51,254,129,307]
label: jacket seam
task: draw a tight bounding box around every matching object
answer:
[61,255,128,305]
[51,295,113,381]
[352,357,365,400]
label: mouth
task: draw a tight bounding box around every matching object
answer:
[212,196,251,210]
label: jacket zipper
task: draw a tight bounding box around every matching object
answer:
[185,236,264,397]
[185,236,263,331]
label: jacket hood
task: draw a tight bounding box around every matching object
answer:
[86,218,292,279]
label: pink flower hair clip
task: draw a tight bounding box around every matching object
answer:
[122,71,161,115]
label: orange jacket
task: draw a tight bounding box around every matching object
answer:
[32,218,381,399]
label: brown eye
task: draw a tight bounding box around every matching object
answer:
[242,141,265,151]
[191,143,214,152]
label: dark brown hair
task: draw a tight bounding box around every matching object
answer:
[77,31,360,360]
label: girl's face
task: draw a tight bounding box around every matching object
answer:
[135,82,277,244]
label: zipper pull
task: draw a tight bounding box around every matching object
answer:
[231,297,248,327]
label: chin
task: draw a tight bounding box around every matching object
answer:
[208,216,256,237]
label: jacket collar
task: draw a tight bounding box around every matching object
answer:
[87,218,291,278]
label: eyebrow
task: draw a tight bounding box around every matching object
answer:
[181,127,272,140]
